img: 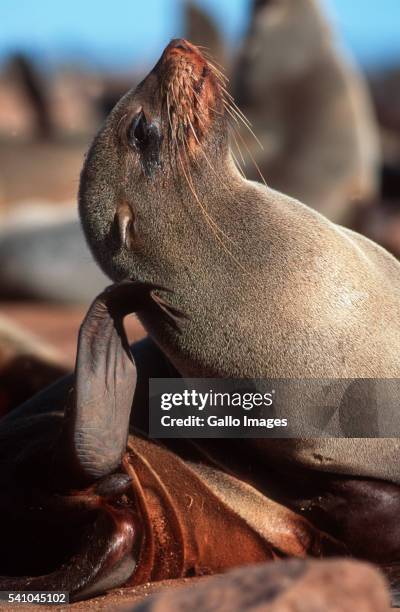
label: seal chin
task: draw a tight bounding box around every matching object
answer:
[158,38,225,154]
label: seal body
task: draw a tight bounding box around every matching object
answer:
[233,0,380,223]
[79,40,400,483]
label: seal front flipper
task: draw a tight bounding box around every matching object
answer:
[60,281,140,484]
[58,280,184,484]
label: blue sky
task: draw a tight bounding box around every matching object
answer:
[0,0,399,72]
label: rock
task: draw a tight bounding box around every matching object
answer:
[0,206,107,303]
[122,559,391,612]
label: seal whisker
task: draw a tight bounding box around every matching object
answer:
[181,104,250,217]
[178,143,229,243]
[229,128,247,168]
[186,116,204,149]
[197,49,229,83]
[176,145,250,275]
[220,87,251,125]
[199,51,227,74]
[185,119,241,213]
[220,87,266,152]
[193,127,251,215]
[229,121,268,188]
[165,94,176,147]
[177,146,219,239]
[204,61,228,84]
[230,148,247,180]
[187,83,224,117]
[225,107,267,178]
[186,116,238,199]
[223,102,245,128]
[223,99,264,151]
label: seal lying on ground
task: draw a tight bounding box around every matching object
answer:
[232,0,380,223]
[77,39,400,584]
[0,283,342,601]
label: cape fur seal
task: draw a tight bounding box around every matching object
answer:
[77,39,400,579]
[232,0,380,223]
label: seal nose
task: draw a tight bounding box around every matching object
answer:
[161,38,205,73]
[163,38,199,62]
[168,38,193,52]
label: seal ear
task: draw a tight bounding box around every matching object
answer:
[59,283,146,485]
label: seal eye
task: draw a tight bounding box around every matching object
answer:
[127,110,163,177]
[128,110,148,149]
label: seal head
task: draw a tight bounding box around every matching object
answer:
[79,39,229,285]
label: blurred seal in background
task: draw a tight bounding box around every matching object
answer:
[233,0,381,224]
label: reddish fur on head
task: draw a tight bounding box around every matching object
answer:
[159,39,225,155]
